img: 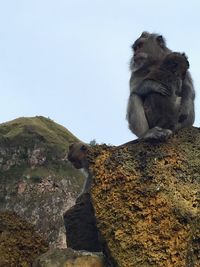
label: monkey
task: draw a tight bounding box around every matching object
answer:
[126,31,195,140]
[66,142,103,254]
[68,142,89,170]
[141,52,190,131]
[68,142,92,196]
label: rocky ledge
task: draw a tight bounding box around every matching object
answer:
[68,127,200,267]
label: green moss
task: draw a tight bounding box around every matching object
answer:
[0,164,27,182]
[30,174,43,183]
[0,163,84,194]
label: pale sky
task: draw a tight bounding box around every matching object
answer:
[0,0,199,145]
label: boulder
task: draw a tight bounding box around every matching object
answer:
[33,248,105,267]
[69,127,200,267]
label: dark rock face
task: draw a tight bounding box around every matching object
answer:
[63,193,102,252]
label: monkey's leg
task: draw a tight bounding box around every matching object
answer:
[127,94,149,137]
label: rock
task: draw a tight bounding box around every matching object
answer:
[63,192,102,252]
[0,116,85,247]
[33,248,105,267]
[69,127,200,267]
[0,211,48,266]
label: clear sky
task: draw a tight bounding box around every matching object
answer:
[0,0,199,145]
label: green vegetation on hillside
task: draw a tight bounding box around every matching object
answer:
[0,116,79,151]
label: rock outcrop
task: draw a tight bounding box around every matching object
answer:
[0,116,85,248]
[69,127,200,267]
[33,248,105,267]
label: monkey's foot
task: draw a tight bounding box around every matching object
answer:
[141,127,172,142]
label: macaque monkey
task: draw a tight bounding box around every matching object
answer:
[68,142,92,195]
[127,32,195,140]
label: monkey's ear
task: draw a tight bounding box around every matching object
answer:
[181,53,190,69]
[141,31,149,38]
[157,35,166,48]
[181,52,188,59]
[186,59,190,69]
[80,144,87,152]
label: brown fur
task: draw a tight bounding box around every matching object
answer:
[145,52,189,94]
[143,52,190,130]
[68,142,89,169]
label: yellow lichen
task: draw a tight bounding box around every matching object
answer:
[90,127,200,267]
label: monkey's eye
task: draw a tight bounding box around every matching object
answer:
[132,44,136,51]
[137,42,143,49]
[80,145,87,151]
[133,42,143,52]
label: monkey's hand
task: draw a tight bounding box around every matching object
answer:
[135,80,171,96]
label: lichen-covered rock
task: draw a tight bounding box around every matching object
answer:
[85,127,200,267]
[33,248,105,267]
[0,211,48,267]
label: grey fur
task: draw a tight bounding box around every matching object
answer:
[126,32,195,140]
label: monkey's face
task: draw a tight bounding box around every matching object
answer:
[162,52,189,77]
[68,142,88,169]
[130,32,168,72]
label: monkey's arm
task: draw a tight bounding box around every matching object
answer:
[134,79,171,96]
[68,142,93,197]
[126,94,149,137]
[81,173,93,194]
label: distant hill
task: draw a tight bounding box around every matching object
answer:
[0,116,84,248]
[0,116,79,149]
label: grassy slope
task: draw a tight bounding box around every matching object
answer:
[0,116,79,150]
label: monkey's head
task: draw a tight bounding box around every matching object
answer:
[68,142,89,169]
[130,32,170,72]
[161,52,189,78]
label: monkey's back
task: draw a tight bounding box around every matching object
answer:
[143,93,179,130]
[146,69,179,91]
